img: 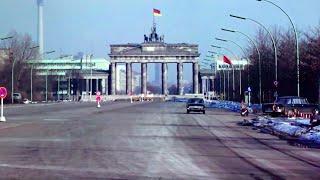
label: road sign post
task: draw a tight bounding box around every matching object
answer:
[273,80,278,100]
[247,87,251,106]
[0,87,7,122]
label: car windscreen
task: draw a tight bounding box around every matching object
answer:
[275,98,290,104]
[276,98,309,104]
[188,98,204,104]
[292,98,309,104]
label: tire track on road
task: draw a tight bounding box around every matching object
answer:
[211,113,320,169]
[189,114,285,180]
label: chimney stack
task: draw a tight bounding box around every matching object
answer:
[37,0,44,59]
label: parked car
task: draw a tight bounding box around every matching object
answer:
[186,98,205,114]
[262,96,318,117]
[13,93,22,103]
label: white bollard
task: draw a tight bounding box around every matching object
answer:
[0,98,6,122]
[96,92,101,108]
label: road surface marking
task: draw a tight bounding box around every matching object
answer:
[43,118,69,121]
[0,138,67,142]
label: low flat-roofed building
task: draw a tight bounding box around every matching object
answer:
[28,55,110,100]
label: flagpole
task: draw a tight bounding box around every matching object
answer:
[232,65,235,101]
[153,10,155,29]
[227,70,230,101]
[219,71,222,97]
[223,70,226,100]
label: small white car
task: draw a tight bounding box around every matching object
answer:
[22,98,30,104]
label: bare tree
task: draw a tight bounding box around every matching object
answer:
[300,23,320,103]
[0,31,41,102]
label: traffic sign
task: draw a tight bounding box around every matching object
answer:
[247,87,251,92]
[0,87,6,122]
[274,81,278,87]
[0,87,7,99]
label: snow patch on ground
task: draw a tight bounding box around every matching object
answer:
[250,116,320,147]
[205,101,241,112]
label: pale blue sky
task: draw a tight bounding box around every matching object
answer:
[1,0,320,58]
[1,0,320,83]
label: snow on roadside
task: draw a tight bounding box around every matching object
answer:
[251,116,320,147]
[205,100,240,112]
[205,100,262,114]
[272,122,305,136]
[299,132,320,145]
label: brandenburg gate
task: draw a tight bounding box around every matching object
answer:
[108,27,200,95]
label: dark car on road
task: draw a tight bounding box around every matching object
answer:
[262,96,318,117]
[186,98,205,114]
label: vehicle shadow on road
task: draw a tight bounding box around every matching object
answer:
[167,112,205,115]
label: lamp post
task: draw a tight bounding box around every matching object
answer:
[257,0,300,96]
[3,38,17,104]
[89,54,93,100]
[30,49,55,102]
[216,38,251,91]
[215,37,247,98]
[45,69,48,102]
[0,36,14,41]
[29,45,40,102]
[205,56,216,95]
[1,36,14,103]
[57,75,60,101]
[211,45,237,101]
[208,51,224,99]
[202,59,213,95]
[221,28,262,104]
[230,14,278,97]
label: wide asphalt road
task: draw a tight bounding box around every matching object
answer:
[0,101,319,179]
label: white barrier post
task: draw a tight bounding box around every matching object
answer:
[96,91,101,108]
[0,98,5,122]
[0,87,7,122]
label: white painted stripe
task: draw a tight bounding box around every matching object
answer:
[43,118,69,121]
[7,117,28,120]
[4,102,64,109]
[0,138,67,142]
[0,122,32,130]
[0,163,109,173]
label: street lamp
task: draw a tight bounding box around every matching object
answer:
[29,45,40,102]
[208,51,218,55]
[30,50,55,102]
[230,14,278,87]
[0,36,14,41]
[221,28,262,104]
[208,51,225,99]
[0,36,16,104]
[215,37,248,97]
[89,54,94,100]
[44,52,55,102]
[1,36,14,103]
[211,45,237,101]
[256,0,300,96]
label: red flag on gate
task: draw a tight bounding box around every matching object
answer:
[223,55,233,65]
[153,9,162,16]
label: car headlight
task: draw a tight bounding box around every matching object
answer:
[276,106,282,112]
